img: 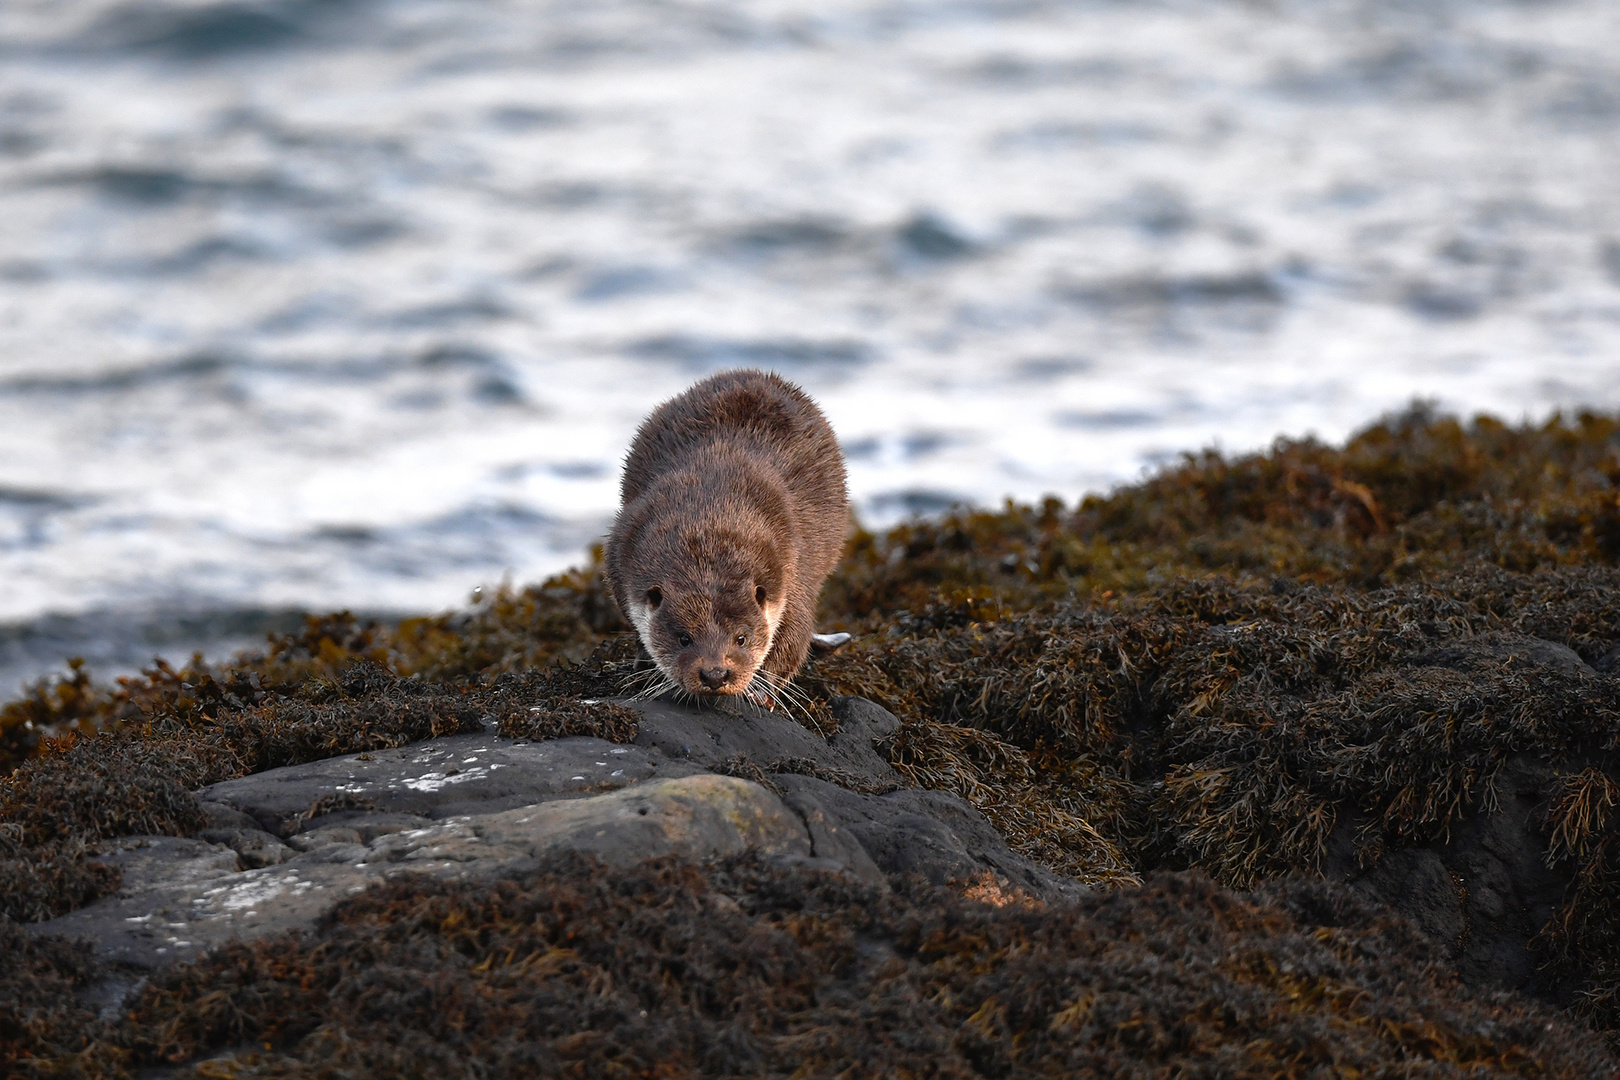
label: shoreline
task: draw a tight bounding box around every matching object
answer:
[4,404,1619,1072]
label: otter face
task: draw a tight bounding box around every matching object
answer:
[628,582,782,697]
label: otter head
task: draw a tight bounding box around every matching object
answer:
[628,578,783,698]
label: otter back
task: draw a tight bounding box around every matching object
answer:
[604,370,849,702]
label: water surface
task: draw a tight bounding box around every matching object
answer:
[2,0,1619,690]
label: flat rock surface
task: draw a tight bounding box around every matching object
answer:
[38,774,813,970]
[199,732,700,829]
[31,695,1078,980]
[629,694,901,786]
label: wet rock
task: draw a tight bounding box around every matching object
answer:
[198,828,293,868]
[91,836,239,893]
[285,825,363,851]
[29,694,1083,1007]
[302,811,433,842]
[626,695,898,787]
[37,773,812,972]
[196,800,260,832]
[199,732,700,830]
[1420,631,1589,673]
[1328,752,1576,999]
[774,785,886,886]
[778,776,1087,902]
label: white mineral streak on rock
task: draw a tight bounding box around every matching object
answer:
[400,766,491,792]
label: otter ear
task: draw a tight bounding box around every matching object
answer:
[646,586,663,610]
[754,585,767,607]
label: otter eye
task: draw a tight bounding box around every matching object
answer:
[645,586,662,610]
[677,632,692,648]
[736,633,747,647]
[754,585,766,606]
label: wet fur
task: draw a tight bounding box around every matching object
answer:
[604,370,849,703]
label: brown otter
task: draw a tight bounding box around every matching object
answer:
[604,369,849,706]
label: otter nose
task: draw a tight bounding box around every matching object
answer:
[698,665,731,690]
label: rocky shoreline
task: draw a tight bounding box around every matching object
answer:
[4,407,1620,1075]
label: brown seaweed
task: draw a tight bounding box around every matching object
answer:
[13,856,1619,1077]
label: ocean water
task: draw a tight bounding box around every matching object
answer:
[2,0,1619,693]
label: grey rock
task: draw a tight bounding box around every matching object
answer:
[777,775,1088,903]
[41,861,378,970]
[200,733,700,831]
[302,812,433,843]
[365,773,811,871]
[91,836,240,893]
[775,785,887,887]
[35,773,811,972]
[1421,632,1589,674]
[828,695,901,757]
[197,828,294,869]
[286,826,364,852]
[34,694,1090,1010]
[289,842,371,865]
[627,695,897,787]
[1349,846,1465,949]
[196,800,261,832]
[1328,753,1574,998]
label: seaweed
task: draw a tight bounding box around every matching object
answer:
[816,406,1620,623]
[11,855,1617,1076]
[0,922,101,1074]
[4,404,1620,1045]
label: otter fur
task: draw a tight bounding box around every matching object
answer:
[604,370,849,705]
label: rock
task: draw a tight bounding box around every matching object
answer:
[313,812,433,843]
[368,773,811,869]
[1315,632,1605,999]
[774,785,887,886]
[1594,644,1620,673]
[30,695,1085,999]
[285,826,363,852]
[1420,632,1589,674]
[196,800,261,832]
[1328,752,1577,999]
[91,836,240,893]
[777,776,1088,902]
[37,774,811,972]
[198,733,700,831]
[627,696,898,788]
[828,694,901,751]
[197,828,294,869]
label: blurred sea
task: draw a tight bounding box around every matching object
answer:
[3,0,1620,693]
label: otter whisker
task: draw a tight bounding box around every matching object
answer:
[759,667,810,708]
[617,666,665,694]
[748,669,821,733]
[629,672,683,702]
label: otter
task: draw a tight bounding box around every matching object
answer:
[604,369,849,706]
